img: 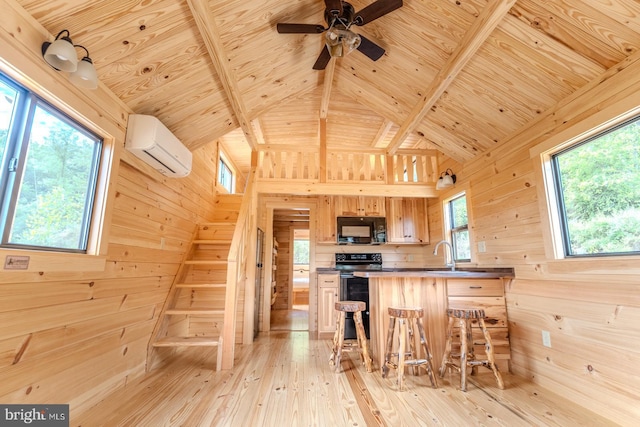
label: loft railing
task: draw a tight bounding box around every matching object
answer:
[256,145,438,185]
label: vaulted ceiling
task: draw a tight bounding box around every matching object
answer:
[20,0,640,178]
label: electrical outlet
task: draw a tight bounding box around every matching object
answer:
[478,241,486,253]
[541,330,552,348]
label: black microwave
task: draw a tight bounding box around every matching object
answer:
[337,216,386,244]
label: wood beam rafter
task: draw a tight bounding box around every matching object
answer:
[186,0,259,151]
[371,119,394,148]
[386,0,517,155]
[320,58,336,120]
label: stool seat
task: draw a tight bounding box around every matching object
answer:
[381,307,437,391]
[440,307,504,391]
[335,300,366,312]
[387,306,424,318]
[329,300,373,373]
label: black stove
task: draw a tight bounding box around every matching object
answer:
[334,253,382,339]
[335,253,383,273]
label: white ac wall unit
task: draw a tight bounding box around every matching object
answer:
[125,114,192,177]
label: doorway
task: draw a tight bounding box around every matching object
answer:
[270,209,310,331]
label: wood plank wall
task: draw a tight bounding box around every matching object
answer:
[0,1,222,414]
[423,53,640,424]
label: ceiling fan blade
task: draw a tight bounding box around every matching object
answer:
[357,35,385,61]
[354,0,403,26]
[277,23,326,34]
[324,0,343,17]
[312,45,332,70]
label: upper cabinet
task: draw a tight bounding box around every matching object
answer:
[386,198,429,244]
[317,196,337,244]
[336,196,386,217]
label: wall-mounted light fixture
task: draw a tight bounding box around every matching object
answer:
[436,168,456,190]
[42,30,98,90]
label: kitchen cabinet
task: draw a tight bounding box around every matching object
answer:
[317,273,339,338]
[336,196,386,217]
[316,196,337,244]
[386,197,429,243]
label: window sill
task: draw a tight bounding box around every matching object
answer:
[0,248,106,273]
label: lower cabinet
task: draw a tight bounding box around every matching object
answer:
[317,273,339,338]
[446,278,511,372]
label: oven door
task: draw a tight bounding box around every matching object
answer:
[339,274,370,339]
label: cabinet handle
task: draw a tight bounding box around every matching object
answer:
[469,286,482,289]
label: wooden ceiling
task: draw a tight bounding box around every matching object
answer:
[21,0,640,178]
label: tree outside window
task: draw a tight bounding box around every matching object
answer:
[445,193,471,262]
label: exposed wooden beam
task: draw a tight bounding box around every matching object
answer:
[371,120,394,148]
[319,118,327,183]
[320,59,336,119]
[251,118,267,145]
[186,0,258,151]
[386,0,517,155]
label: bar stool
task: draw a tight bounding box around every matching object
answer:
[439,308,505,391]
[381,307,438,391]
[329,301,373,373]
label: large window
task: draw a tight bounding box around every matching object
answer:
[218,156,234,193]
[0,73,102,253]
[444,193,471,262]
[551,116,640,257]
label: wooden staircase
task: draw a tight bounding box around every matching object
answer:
[147,195,243,371]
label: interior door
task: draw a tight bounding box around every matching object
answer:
[254,228,264,338]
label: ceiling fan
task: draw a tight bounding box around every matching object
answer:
[277,0,403,70]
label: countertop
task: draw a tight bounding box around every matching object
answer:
[317,267,515,279]
[355,267,515,279]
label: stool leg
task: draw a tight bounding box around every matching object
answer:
[397,318,407,391]
[478,318,504,389]
[354,310,373,372]
[334,312,346,373]
[381,317,396,378]
[415,317,438,388]
[329,311,340,367]
[460,318,469,391]
[439,316,455,378]
[467,319,477,377]
[407,320,418,376]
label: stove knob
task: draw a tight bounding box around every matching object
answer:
[336,254,346,261]
[372,253,382,262]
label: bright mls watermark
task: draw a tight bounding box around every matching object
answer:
[0,405,68,426]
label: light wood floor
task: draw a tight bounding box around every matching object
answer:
[270,307,309,331]
[74,326,619,426]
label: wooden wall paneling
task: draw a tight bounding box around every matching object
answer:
[425,50,640,424]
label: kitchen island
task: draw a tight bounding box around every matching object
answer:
[354,268,515,373]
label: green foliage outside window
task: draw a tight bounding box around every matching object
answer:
[554,117,640,255]
[293,239,309,264]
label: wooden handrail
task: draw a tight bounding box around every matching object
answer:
[220,167,258,369]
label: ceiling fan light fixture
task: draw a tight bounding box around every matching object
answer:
[325,28,361,58]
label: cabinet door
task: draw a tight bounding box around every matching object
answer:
[336,196,360,216]
[318,273,339,334]
[318,285,338,334]
[386,197,429,243]
[317,196,337,243]
[361,196,386,217]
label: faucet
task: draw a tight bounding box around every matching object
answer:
[433,240,455,271]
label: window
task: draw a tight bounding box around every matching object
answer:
[550,116,640,257]
[444,193,470,261]
[0,73,102,253]
[218,156,234,193]
[293,239,309,265]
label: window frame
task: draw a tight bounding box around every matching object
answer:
[533,102,640,262]
[217,150,235,194]
[442,187,473,263]
[0,61,117,272]
[0,73,103,253]
[545,115,640,258]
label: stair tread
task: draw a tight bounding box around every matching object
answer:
[184,260,227,264]
[165,308,225,315]
[153,336,219,347]
[176,283,226,288]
